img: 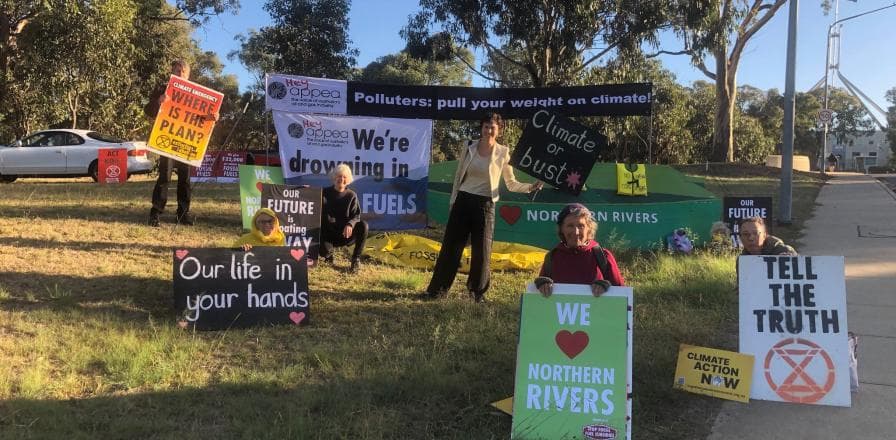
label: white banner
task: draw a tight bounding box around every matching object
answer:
[738,255,850,406]
[265,73,347,114]
[273,112,432,230]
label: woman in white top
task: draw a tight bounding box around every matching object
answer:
[425,113,542,302]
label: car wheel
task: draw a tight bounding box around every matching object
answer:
[0,174,17,183]
[88,160,99,182]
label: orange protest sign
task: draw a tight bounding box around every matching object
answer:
[147,75,224,166]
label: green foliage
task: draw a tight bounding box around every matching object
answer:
[232,0,357,81]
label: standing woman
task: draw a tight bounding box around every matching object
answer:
[425,113,542,302]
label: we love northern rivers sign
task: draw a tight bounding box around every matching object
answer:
[512,284,632,440]
[173,247,309,330]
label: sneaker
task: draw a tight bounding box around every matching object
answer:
[177,212,195,226]
[148,214,160,227]
[472,292,486,303]
[349,259,361,273]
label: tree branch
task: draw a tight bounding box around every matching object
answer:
[696,59,716,80]
[645,49,693,59]
[452,51,508,85]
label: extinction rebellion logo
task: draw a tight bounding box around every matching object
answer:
[268,81,287,100]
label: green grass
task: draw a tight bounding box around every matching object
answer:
[0,169,824,439]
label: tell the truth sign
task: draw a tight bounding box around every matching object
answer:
[173,247,309,330]
[739,255,850,407]
[510,109,608,196]
[513,284,633,440]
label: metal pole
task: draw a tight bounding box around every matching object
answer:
[780,0,798,225]
[821,23,833,173]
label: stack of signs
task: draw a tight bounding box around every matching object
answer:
[98,148,127,184]
[239,165,285,230]
[510,109,608,196]
[191,151,247,183]
[260,184,321,263]
[148,75,224,166]
[273,113,432,230]
[738,255,850,406]
[173,247,309,330]
[723,197,772,248]
[673,345,754,402]
[512,284,632,440]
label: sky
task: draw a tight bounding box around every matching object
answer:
[194,0,896,120]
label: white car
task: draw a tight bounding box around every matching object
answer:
[0,129,154,183]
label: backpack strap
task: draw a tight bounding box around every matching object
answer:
[541,248,557,278]
[591,245,611,282]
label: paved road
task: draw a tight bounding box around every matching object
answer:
[708,173,896,439]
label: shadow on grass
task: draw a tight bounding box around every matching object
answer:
[0,271,171,317]
[0,205,241,230]
[0,237,173,255]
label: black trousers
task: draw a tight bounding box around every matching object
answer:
[320,220,368,261]
[427,191,495,296]
[151,157,192,216]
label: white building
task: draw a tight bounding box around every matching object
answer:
[828,130,891,172]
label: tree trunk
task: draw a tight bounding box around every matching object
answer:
[711,49,735,162]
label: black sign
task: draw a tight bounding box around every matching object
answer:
[509,109,608,195]
[260,184,321,263]
[723,196,773,248]
[173,247,309,330]
[347,82,652,119]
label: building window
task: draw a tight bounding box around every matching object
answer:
[869,152,877,157]
[852,152,861,157]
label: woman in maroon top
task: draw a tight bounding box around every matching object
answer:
[534,203,625,297]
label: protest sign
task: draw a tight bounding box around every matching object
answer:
[512,284,633,440]
[739,255,850,406]
[239,165,285,230]
[673,345,754,402]
[510,109,607,195]
[265,73,652,118]
[723,197,772,248]
[191,151,247,183]
[148,75,224,167]
[97,148,127,184]
[265,73,347,114]
[273,113,431,230]
[260,184,321,263]
[173,247,309,330]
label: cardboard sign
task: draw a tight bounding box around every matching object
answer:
[273,113,431,230]
[673,345,754,402]
[512,284,633,440]
[738,256,850,406]
[148,75,224,167]
[191,151,247,183]
[239,165,285,230]
[173,247,309,330]
[510,109,607,195]
[98,148,127,184]
[260,184,321,263]
[723,197,773,248]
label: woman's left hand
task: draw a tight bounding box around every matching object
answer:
[343,225,353,239]
[591,283,607,297]
[529,181,544,192]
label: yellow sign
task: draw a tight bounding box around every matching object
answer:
[673,344,754,402]
[616,163,648,196]
[365,233,546,272]
[148,75,224,167]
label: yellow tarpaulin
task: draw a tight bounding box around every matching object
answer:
[366,233,547,272]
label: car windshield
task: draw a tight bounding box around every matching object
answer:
[86,132,124,143]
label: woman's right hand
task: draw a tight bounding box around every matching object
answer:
[242,244,253,252]
[538,282,553,297]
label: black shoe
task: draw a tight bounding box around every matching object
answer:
[349,259,361,273]
[321,256,334,265]
[176,212,195,226]
[472,292,486,303]
[422,289,446,300]
[148,214,160,227]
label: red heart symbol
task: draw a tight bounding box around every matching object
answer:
[289,311,306,325]
[499,205,522,225]
[555,330,589,359]
[175,249,189,260]
[290,249,305,261]
[256,182,264,192]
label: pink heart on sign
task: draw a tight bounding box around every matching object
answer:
[175,249,189,260]
[290,249,305,261]
[289,311,306,325]
[256,182,264,192]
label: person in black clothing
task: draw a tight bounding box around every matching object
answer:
[146,59,218,227]
[321,164,368,272]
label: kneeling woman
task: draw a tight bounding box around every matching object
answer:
[234,208,286,251]
[535,203,625,297]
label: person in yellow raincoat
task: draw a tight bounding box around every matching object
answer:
[233,207,285,251]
